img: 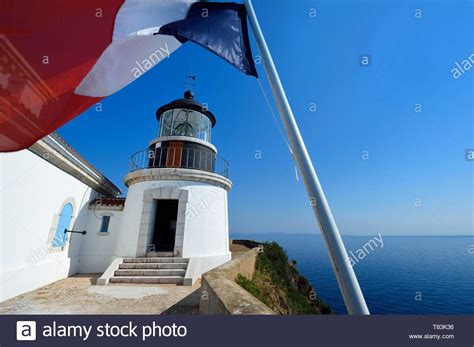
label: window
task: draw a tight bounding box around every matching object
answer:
[159,110,173,137]
[100,216,111,233]
[158,108,211,141]
[199,116,211,142]
[51,203,73,248]
[173,109,194,137]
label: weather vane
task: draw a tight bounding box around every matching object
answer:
[185,75,196,91]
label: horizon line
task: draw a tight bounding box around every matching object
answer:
[230,232,473,237]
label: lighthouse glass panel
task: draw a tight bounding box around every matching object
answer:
[159,110,173,137]
[159,108,211,142]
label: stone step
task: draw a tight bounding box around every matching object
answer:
[114,269,186,277]
[109,276,184,284]
[119,263,188,270]
[123,257,189,264]
[147,252,174,257]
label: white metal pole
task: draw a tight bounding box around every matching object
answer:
[244,0,370,315]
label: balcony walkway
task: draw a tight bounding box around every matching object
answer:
[130,147,229,178]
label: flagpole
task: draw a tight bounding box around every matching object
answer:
[244,0,370,315]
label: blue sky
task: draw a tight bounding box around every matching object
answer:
[58,0,473,236]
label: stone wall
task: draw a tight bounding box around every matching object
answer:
[230,239,262,249]
[199,247,275,315]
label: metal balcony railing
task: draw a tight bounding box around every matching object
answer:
[129,147,229,178]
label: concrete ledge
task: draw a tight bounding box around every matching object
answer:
[124,168,232,191]
[199,248,275,315]
[97,258,123,285]
[183,259,198,286]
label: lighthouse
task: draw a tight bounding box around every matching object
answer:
[109,91,232,285]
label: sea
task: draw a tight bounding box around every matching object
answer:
[230,233,474,314]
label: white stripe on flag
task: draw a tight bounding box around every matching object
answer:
[75,0,196,97]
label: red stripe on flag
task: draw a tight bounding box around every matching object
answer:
[0,0,124,152]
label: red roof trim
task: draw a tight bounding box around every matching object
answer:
[90,197,126,207]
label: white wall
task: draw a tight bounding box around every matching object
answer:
[113,182,147,257]
[116,179,230,259]
[182,184,230,258]
[79,209,123,273]
[0,150,95,302]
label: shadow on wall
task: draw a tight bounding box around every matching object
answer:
[66,193,95,276]
[161,287,201,314]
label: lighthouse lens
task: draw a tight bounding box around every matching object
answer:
[159,108,211,142]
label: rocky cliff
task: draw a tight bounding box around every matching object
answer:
[236,241,331,315]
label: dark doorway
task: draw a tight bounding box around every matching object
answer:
[152,199,179,252]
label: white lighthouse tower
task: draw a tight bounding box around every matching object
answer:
[111,91,232,285]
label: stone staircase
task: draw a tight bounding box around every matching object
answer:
[109,254,189,285]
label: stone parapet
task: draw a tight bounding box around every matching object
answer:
[199,248,275,315]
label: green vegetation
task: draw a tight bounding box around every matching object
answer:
[236,241,331,315]
[235,274,262,298]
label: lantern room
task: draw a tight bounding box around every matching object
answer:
[128,91,228,178]
[156,90,216,143]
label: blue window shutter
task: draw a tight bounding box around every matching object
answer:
[51,203,73,247]
[100,216,111,233]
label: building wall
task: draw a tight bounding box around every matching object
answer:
[181,184,230,257]
[115,179,230,259]
[0,150,96,302]
[79,209,123,273]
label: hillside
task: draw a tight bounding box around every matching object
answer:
[236,241,331,315]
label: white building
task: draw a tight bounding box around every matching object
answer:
[0,91,232,302]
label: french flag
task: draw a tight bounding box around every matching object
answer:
[0,0,257,152]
